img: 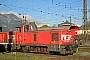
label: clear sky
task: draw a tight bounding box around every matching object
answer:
[0,0,90,26]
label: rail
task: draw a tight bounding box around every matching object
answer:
[78,45,90,48]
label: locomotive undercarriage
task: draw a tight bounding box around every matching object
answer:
[48,44,77,55]
[0,43,14,52]
[0,43,78,55]
[10,44,78,55]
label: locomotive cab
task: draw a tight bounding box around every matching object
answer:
[15,22,38,32]
[15,24,30,32]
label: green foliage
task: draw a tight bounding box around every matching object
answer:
[40,25,50,28]
[86,21,90,27]
[81,21,90,28]
[0,53,41,60]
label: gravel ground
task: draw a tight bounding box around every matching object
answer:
[4,52,90,60]
[0,47,90,60]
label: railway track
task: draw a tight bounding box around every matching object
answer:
[78,45,90,48]
[0,51,90,60]
[78,45,90,53]
[1,45,90,60]
[9,52,90,60]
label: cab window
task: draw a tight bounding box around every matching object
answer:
[24,25,29,32]
[0,27,2,32]
[16,27,21,32]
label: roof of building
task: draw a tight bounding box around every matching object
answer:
[58,20,75,26]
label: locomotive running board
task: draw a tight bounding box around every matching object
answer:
[0,43,13,44]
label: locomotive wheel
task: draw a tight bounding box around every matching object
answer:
[5,48,10,53]
[0,45,5,52]
[48,51,54,55]
[22,46,28,53]
[69,50,74,55]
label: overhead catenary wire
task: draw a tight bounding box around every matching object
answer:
[0,0,89,25]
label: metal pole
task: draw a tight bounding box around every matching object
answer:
[83,0,87,42]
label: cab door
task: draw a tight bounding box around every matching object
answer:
[48,31,59,51]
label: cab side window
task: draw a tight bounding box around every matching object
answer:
[16,27,21,32]
[24,26,29,32]
[0,27,2,32]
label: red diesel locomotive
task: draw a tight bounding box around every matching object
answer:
[0,23,78,55]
